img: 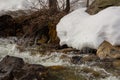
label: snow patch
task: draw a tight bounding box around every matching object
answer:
[57,7,120,49]
[0,0,94,11]
[0,0,32,11]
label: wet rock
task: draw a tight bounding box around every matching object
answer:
[71,56,82,64]
[0,55,24,80]
[97,41,120,59]
[0,55,48,80]
[0,15,16,37]
[71,54,99,64]
[81,54,99,62]
[112,60,120,69]
[78,47,97,54]
[47,66,66,70]
[86,0,120,15]
[48,66,87,80]
[57,44,68,50]
[58,48,78,53]
[13,64,47,80]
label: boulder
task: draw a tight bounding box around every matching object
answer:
[86,0,120,15]
[13,64,47,80]
[71,56,82,64]
[0,55,48,80]
[0,15,16,37]
[0,55,24,80]
[97,41,120,59]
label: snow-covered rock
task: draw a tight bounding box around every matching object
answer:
[57,7,120,50]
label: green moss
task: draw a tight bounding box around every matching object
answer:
[47,66,87,80]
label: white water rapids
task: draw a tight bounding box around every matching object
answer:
[0,37,119,80]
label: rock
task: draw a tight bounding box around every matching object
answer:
[71,56,82,64]
[78,47,97,54]
[57,48,78,53]
[112,60,120,69]
[86,0,120,15]
[47,66,66,70]
[13,64,47,80]
[0,15,16,37]
[47,66,87,80]
[71,54,99,64]
[57,44,68,50]
[81,54,99,62]
[0,55,24,80]
[0,55,48,80]
[97,41,120,59]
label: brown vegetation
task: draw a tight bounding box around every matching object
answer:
[13,0,71,46]
[0,0,71,43]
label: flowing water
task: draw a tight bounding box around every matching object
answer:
[0,0,119,80]
[0,37,120,80]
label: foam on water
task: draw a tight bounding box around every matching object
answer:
[100,76,120,80]
[0,38,71,66]
[70,64,120,80]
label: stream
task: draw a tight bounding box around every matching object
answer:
[0,37,120,80]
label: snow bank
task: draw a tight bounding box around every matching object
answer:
[57,7,120,49]
[0,0,47,11]
[0,0,32,11]
[0,0,94,11]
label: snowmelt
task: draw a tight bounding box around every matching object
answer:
[57,7,120,49]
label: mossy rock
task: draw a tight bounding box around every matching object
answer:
[113,60,120,69]
[86,0,120,15]
[47,66,66,70]
[47,66,87,80]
